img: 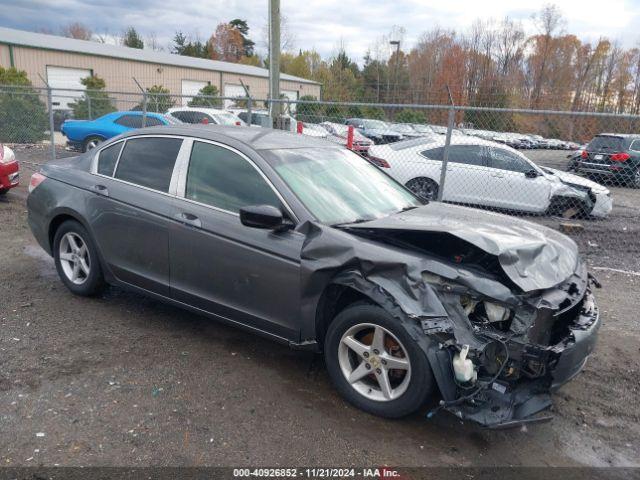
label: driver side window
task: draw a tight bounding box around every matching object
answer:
[185,141,282,213]
[488,147,530,173]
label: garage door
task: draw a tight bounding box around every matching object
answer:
[224,84,247,108]
[181,80,209,106]
[281,90,299,113]
[46,66,92,111]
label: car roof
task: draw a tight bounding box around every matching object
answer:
[117,124,340,151]
[168,107,230,115]
[383,134,507,152]
[597,133,640,138]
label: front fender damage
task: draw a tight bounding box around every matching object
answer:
[299,221,600,428]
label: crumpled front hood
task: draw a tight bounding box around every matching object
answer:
[345,203,579,292]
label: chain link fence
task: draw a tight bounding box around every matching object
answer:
[1,85,639,275]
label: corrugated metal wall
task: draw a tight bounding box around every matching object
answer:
[2,46,321,102]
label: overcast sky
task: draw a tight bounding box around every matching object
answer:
[2,0,640,61]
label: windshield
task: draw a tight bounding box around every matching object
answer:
[212,113,244,126]
[362,119,388,130]
[392,124,414,133]
[588,135,625,152]
[264,148,421,225]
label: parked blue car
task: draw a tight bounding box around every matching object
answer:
[61,111,179,152]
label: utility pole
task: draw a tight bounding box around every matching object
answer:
[268,0,281,127]
[390,40,400,104]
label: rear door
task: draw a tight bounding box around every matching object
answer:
[169,140,304,341]
[484,146,551,212]
[88,135,186,296]
[418,145,488,204]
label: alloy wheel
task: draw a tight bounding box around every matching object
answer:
[406,178,438,201]
[58,232,91,285]
[338,323,411,402]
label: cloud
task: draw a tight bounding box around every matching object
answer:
[1,0,639,61]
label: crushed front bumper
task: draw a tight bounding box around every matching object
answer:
[442,291,601,428]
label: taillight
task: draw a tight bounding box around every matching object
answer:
[235,121,241,126]
[28,172,46,193]
[610,152,630,162]
[580,150,588,159]
[368,156,391,168]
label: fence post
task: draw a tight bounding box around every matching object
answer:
[437,107,456,202]
[132,77,147,127]
[247,96,252,127]
[87,94,92,120]
[38,74,56,162]
[46,86,56,161]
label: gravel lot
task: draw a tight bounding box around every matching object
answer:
[0,145,639,467]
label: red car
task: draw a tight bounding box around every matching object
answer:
[0,144,19,195]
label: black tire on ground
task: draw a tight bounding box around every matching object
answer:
[53,220,105,296]
[0,190,7,196]
[324,303,435,419]
[629,168,640,189]
[406,177,439,201]
[83,136,104,153]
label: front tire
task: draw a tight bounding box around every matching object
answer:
[406,177,439,201]
[83,136,103,152]
[53,220,104,296]
[324,304,435,418]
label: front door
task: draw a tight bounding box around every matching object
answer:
[169,140,303,341]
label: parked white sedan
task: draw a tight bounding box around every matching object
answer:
[369,137,612,218]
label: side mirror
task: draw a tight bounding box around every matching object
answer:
[524,169,539,179]
[240,205,288,230]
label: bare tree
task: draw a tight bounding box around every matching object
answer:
[60,22,93,41]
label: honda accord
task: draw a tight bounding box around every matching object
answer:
[27,125,601,427]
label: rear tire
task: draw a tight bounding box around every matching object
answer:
[324,304,435,418]
[53,220,104,296]
[406,177,439,201]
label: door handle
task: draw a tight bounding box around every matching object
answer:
[175,212,202,228]
[93,184,109,196]
[491,173,504,178]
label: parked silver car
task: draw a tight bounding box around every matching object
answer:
[27,125,601,427]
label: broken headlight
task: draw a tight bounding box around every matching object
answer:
[461,296,514,331]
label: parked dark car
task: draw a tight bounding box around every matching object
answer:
[570,133,640,188]
[27,125,601,428]
[345,118,403,144]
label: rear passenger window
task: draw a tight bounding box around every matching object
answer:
[115,137,182,192]
[97,142,123,176]
[420,147,444,160]
[185,141,281,213]
[114,115,144,128]
[145,117,164,127]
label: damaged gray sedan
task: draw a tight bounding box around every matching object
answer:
[27,126,601,428]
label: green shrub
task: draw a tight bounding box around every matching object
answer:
[69,75,116,119]
[395,109,427,124]
[188,84,222,108]
[0,67,48,143]
[137,85,175,113]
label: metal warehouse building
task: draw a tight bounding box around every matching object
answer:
[0,27,321,110]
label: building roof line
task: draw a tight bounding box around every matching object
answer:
[0,27,320,85]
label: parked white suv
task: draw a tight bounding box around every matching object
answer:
[369,137,612,218]
[166,107,246,126]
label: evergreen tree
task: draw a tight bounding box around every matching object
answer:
[69,75,116,119]
[188,84,222,108]
[123,27,144,49]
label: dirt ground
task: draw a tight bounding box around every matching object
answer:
[0,147,639,467]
